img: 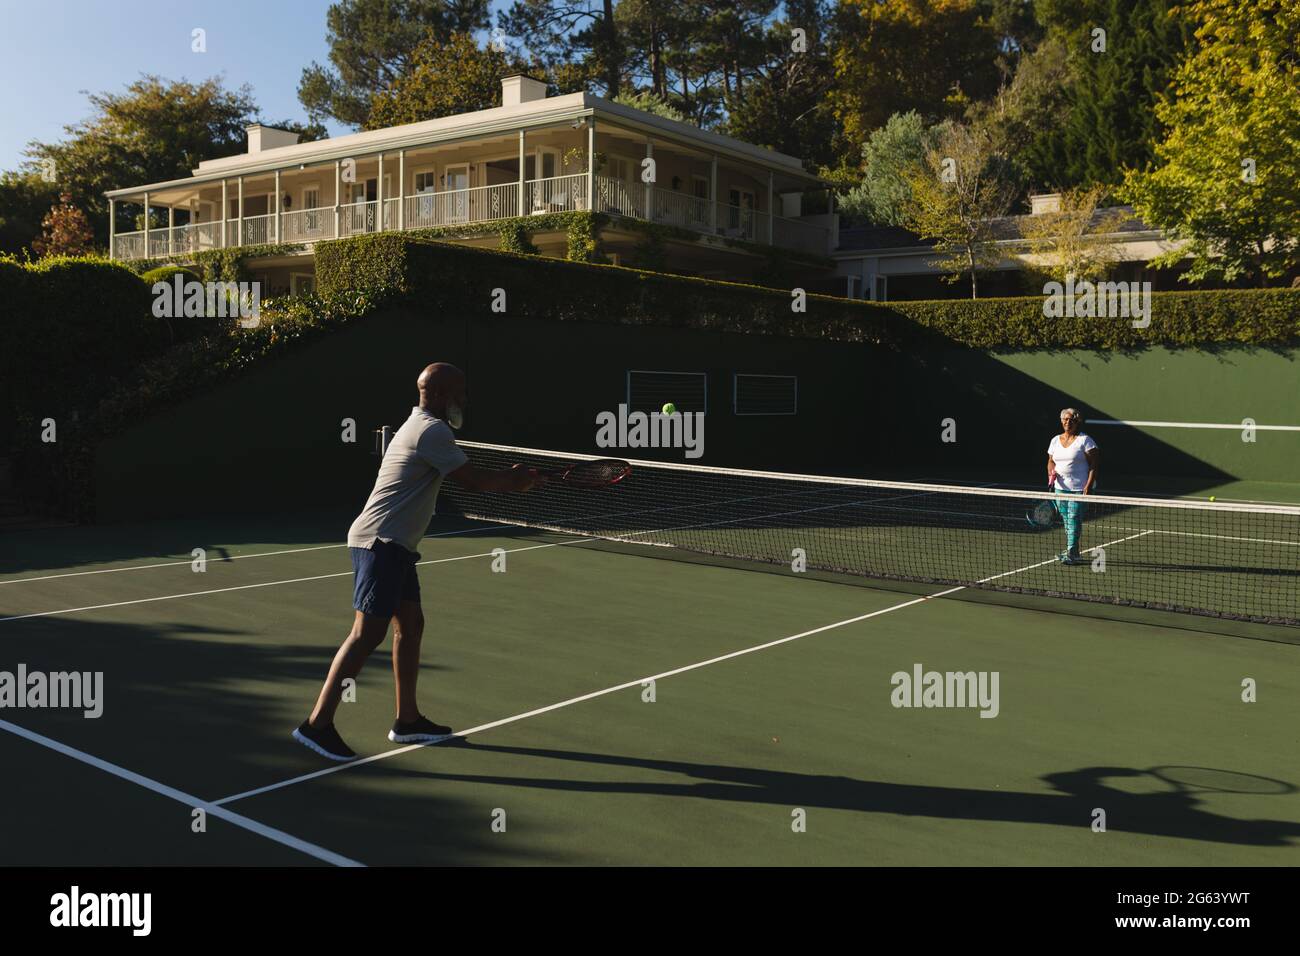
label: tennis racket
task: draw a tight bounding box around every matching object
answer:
[535,458,631,489]
[1025,475,1058,530]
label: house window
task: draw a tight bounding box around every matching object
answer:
[608,156,634,182]
[414,170,436,194]
[538,148,559,180]
[626,370,707,416]
[733,374,797,416]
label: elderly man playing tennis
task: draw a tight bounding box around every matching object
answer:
[1047,407,1100,565]
[293,362,538,762]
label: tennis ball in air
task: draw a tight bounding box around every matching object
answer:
[1209,496,1216,502]
[662,402,677,415]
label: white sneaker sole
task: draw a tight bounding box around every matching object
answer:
[388,730,453,744]
[292,727,355,762]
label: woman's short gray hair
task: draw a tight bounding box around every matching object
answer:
[1060,407,1080,420]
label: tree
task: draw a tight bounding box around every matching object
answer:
[839,111,944,226]
[0,171,59,256]
[500,0,624,98]
[830,0,1001,153]
[1032,0,1190,188]
[1120,0,1300,285]
[32,194,96,257]
[901,122,1018,297]
[24,76,320,248]
[366,33,524,129]
[299,0,490,126]
[1019,186,1130,282]
[965,37,1073,193]
[723,0,843,172]
[611,89,687,123]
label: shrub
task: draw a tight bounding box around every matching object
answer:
[314,233,1300,349]
[140,264,201,286]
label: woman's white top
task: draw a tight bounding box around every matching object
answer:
[1048,433,1097,492]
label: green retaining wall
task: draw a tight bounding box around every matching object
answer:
[94,308,1298,522]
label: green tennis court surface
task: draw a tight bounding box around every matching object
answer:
[2,511,1298,866]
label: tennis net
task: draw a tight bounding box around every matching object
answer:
[440,441,1300,626]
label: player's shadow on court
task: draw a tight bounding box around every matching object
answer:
[422,741,1300,848]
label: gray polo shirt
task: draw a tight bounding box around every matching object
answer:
[347,407,469,553]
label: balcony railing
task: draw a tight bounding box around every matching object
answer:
[593,174,644,219]
[527,173,588,214]
[111,173,831,261]
[282,208,335,243]
[242,213,273,246]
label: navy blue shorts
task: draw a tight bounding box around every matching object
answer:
[350,540,421,618]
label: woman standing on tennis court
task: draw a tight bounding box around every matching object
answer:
[1047,408,1099,565]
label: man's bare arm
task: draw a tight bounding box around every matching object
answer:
[447,461,538,492]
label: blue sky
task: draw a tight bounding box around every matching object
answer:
[0,0,510,171]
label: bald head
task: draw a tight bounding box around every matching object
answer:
[417,362,467,424]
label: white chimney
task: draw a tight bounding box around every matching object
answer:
[1030,193,1063,215]
[246,125,301,154]
[501,75,548,108]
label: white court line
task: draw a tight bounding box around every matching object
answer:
[212,589,957,806]
[1087,418,1300,432]
[0,717,362,867]
[212,529,1147,808]
[0,537,592,623]
[0,523,513,587]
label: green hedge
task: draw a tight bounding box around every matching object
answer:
[891,290,1300,349]
[0,256,160,421]
[124,242,305,283]
[140,264,201,286]
[316,234,1300,349]
[0,255,172,512]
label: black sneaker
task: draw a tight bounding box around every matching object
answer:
[292,720,356,761]
[389,715,453,743]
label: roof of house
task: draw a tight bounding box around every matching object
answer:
[106,92,821,199]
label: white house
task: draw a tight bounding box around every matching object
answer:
[106,76,838,295]
[833,194,1189,300]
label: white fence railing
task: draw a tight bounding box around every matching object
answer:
[281,208,335,243]
[339,200,379,237]
[115,232,145,260]
[714,201,768,243]
[527,173,588,214]
[404,182,521,228]
[241,214,273,246]
[111,174,830,260]
[593,175,644,218]
[650,189,712,231]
